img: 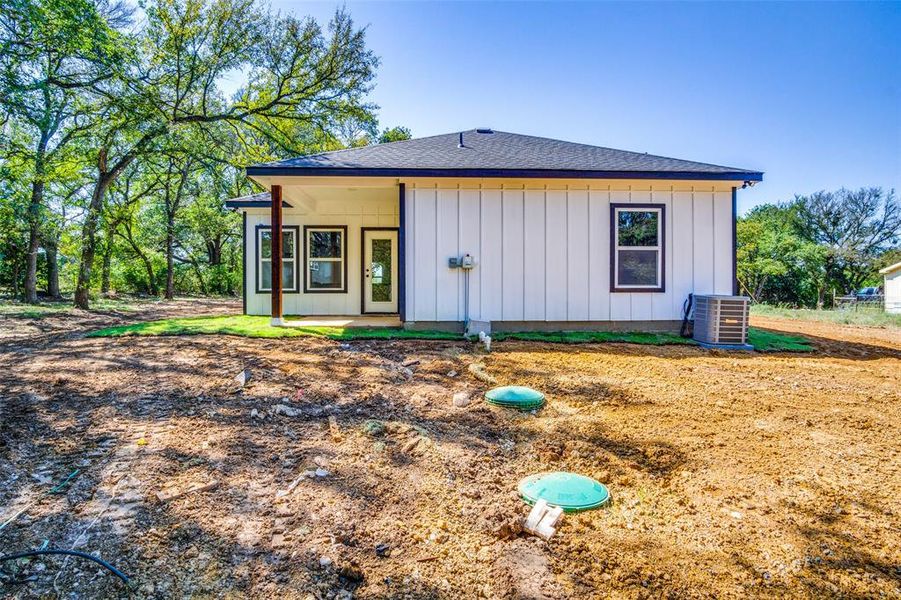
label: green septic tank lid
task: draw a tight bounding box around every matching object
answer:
[485,386,545,410]
[518,472,610,512]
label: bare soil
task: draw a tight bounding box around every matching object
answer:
[1,301,899,599]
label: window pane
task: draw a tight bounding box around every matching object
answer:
[309,260,342,289]
[371,238,392,301]
[260,260,272,290]
[282,261,295,290]
[282,232,294,259]
[260,231,272,259]
[618,250,658,286]
[618,211,658,247]
[309,231,342,258]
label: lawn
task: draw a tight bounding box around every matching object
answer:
[751,303,901,328]
[86,314,813,351]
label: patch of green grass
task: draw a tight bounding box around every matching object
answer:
[491,330,696,346]
[86,314,815,352]
[87,315,461,341]
[746,327,814,352]
[751,304,901,328]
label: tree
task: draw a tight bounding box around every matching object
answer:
[72,0,379,308]
[795,188,900,296]
[378,126,412,144]
[0,0,127,303]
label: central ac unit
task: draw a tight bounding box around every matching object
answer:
[692,295,752,350]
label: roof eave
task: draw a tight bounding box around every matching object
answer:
[224,199,292,209]
[245,166,763,182]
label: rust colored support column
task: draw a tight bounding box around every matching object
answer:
[270,185,283,325]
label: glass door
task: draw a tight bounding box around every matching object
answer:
[362,229,398,313]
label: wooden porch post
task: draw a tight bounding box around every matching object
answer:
[270,185,283,325]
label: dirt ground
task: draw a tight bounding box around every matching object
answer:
[1,300,899,599]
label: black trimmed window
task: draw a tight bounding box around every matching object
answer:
[304,226,347,293]
[610,204,665,292]
[257,226,299,293]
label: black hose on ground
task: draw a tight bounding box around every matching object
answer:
[680,293,694,338]
[0,549,129,585]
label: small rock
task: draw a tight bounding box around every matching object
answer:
[375,543,391,558]
[250,408,260,419]
[315,467,329,478]
[235,368,251,387]
[452,392,471,408]
[401,437,422,454]
[314,455,329,467]
[319,556,333,568]
[447,370,457,377]
[729,510,743,520]
[273,404,300,417]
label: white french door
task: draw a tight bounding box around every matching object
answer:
[362,229,398,313]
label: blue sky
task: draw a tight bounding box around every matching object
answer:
[269,1,900,214]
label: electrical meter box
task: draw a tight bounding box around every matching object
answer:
[461,254,474,269]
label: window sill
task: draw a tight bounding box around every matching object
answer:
[610,287,666,294]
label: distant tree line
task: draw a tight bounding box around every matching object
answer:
[737,187,900,308]
[0,0,410,307]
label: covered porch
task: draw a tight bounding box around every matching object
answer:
[233,178,405,325]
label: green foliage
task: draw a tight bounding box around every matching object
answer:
[0,0,411,302]
[737,189,899,307]
[378,126,412,144]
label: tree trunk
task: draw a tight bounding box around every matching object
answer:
[206,239,222,266]
[46,234,60,298]
[165,215,175,299]
[143,255,158,296]
[24,134,49,304]
[74,174,112,309]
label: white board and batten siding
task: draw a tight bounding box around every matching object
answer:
[884,267,901,314]
[404,179,736,324]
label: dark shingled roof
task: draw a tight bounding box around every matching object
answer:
[246,129,762,181]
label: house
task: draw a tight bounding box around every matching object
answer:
[227,129,763,331]
[879,262,901,314]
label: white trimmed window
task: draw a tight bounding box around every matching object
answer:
[305,226,346,292]
[612,205,664,292]
[257,227,298,292]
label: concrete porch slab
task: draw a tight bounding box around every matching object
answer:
[282,315,401,328]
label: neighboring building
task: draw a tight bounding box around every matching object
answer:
[227,129,763,331]
[879,262,901,314]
